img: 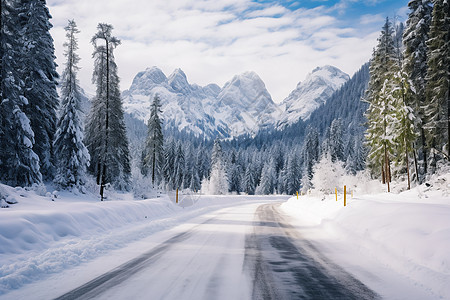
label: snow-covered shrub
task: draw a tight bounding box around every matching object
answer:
[0,199,8,208]
[311,155,345,195]
[33,183,47,197]
[131,169,155,199]
[208,166,229,195]
[200,177,210,195]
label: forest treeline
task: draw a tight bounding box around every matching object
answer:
[1,0,448,196]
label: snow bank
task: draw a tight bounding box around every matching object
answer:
[280,172,450,299]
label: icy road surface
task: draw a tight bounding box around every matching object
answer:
[54,202,377,300]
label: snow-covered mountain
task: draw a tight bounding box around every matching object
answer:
[277,65,349,127]
[122,67,229,138]
[212,71,280,136]
[122,65,349,138]
[122,67,279,138]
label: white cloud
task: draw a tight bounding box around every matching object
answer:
[47,0,383,102]
[360,13,384,25]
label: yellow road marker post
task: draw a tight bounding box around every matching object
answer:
[344,185,347,206]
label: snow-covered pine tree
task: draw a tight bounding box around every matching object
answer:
[183,144,194,189]
[141,94,164,186]
[285,153,301,195]
[53,20,90,189]
[391,69,417,189]
[189,169,201,192]
[365,18,397,191]
[354,135,367,172]
[394,21,405,64]
[243,165,256,195]
[329,118,345,163]
[85,23,131,198]
[208,139,228,194]
[174,143,185,190]
[301,126,319,190]
[228,151,242,193]
[345,136,357,175]
[424,0,450,170]
[403,0,433,180]
[0,0,42,186]
[257,158,276,195]
[20,0,59,181]
[163,139,176,190]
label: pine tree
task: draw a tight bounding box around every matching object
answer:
[403,0,433,180]
[329,119,345,163]
[174,143,185,189]
[365,18,397,191]
[53,20,90,189]
[345,137,357,175]
[257,159,276,195]
[392,70,417,189]
[285,153,301,195]
[302,126,319,187]
[0,0,42,186]
[208,139,228,194]
[20,0,59,180]
[85,23,131,198]
[424,0,450,170]
[228,151,242,193]
[189,169,201,192]
[354,135,367,172]
[141,94,164,186]
[163,139,176,190]
[243,165,256,195]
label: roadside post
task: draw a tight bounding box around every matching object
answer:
[335,188,337,201]
[344,185,347,206]
[176,188,179,204]
[297,191,298,199]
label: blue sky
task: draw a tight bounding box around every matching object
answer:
[47,0,409,102]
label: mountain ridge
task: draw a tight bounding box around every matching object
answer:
[121,65,349,138]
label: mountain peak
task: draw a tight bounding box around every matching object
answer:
[127,66,167,95]
[277,65,349,126]
[170,68,187,78]
[168,68,191,93]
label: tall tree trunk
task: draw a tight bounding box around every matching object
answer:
[384,144,390,192]
[152,150,156,187]
[421,127,427,179]
[405,138,411,190]
[413,149,419,184]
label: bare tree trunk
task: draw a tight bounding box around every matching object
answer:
[405,138,411,190]
[413,149,419,184]
[384,144,390,192]
[152,150,156,187]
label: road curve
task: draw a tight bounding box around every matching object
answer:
[245,203,379,300]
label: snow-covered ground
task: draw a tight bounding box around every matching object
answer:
[1,173,449,299]
[281,172,450,300]
[0,186,284,299]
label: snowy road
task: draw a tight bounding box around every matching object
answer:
[53,201,378,300]
[246,204,378,299]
